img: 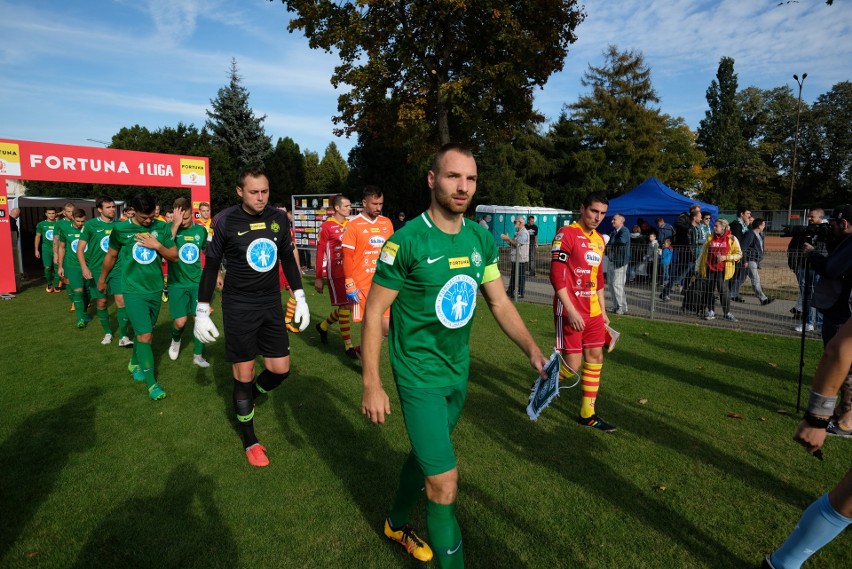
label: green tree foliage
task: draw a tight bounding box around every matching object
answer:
[657,115,714,197]
[346,131,428,216]
[205,58,272,169]
[318,142,349,195]
[476,124,551,207]
[278,0,585,158]
[265,137,306,207]
[302,151,323,195]
[798,81,852,206]
[697,57,748,208]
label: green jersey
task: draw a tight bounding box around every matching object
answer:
[108,219,175,294]
[373,213,500,389]
[35,220,57,254]
[80,217,116,272]
[168,223,207,287]
[59,224,85,269]
[54,218,73,256]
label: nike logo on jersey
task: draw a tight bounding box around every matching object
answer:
[237,230,249,236]
[427,256,445,264]
[447,540,462,555]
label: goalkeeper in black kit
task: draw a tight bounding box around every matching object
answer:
[194,168,310,467]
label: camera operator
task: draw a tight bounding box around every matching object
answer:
[787,209,827,331]
[803,204,852,437]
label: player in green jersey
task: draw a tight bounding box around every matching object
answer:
[361,144,548,568]
[99,193,179,401]
[166,197,210,368]
[78,195,132,347]
[57,208,91,328]
[34,206,60,292]
[53,202,76,304]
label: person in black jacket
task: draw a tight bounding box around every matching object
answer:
[728,207,752,302]
[788,209,826,329]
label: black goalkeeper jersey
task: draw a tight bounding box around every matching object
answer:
[206,204,294,305]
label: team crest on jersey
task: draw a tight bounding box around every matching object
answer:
[435,274,477,329]
[132,242,157,264]
[45,229,54,241]
[100,235,110,252]
[246,238,277,272]
[271,221,280,233]
[179,243,200,264]
[71,239,82,253]
[471,247,482,267]
[584,251,602,266]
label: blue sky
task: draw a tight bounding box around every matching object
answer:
[2,0,849,160]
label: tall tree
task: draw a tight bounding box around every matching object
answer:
[318,142,349,195]
[265,137,306,206]
[553,46,667,198]
[476,124,551,206]
[798,81,852,206]
[697,57,748,208]
[302,151,323,195]
[205,58,272,169]
[657,115,714,197]
[278,0,585,158]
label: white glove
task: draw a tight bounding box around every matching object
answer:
[194,303,220,343]
[292,289,310,332]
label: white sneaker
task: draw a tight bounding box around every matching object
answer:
[193,354,210,368]
[118,336,134,348]
[705,310,716,320]
[101,333,113,345]
[794,324,815,332]
[168,339,181,361]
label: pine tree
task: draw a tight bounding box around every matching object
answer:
[205,58,272,169]
[265,137,306,207]
[697,57,747,207]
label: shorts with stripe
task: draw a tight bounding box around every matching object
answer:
[555,308,605,354]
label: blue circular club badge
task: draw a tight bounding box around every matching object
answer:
[435,274,477,329]
[179,243,200,264]
[246,238,277,272]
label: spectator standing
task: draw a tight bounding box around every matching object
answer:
[697,218,742,322]
[803,204,852,436]
[667,209,701,299]
[393,211,407,232]
[479,214,491,230]
[655,217,674,246]
[698,211,712,251]
[788,209,826,331]
[608,214,630,315]
[628,224,647,282]
[659,237,673,301]
[502,217,529,299]
[525,215,539,276]
[739,218,775,306]
[728,207,752,302]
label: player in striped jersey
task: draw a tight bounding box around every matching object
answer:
[549,192,616,431]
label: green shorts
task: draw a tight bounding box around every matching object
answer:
[65,266,86,291]
[41,249,55,269]
[123,292,162,335]
[106,269,123,296]
[168,285,198,320]
[396,381,468,476]
[87,277,106,300]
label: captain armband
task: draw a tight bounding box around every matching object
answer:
[552,251,569,263]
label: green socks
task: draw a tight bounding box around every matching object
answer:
[171,323,183,342]
[97,308,111,334]
[426,500,464,568]
[117,307,129,337]
[388,453,425,528]
[72,291,87,319]
[135,341,156,388]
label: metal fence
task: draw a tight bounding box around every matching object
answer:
[498,242,820,339]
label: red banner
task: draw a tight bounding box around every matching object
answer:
[0,138,211,294]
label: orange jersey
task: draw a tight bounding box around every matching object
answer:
[342,213,394,294]
[550,222,605,317]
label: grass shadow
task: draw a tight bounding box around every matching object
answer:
[0,388,101,559]
[70,463,238,569]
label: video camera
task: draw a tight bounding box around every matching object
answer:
[782,222,832,244]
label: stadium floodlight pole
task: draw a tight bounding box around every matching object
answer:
[787,72,807,223]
